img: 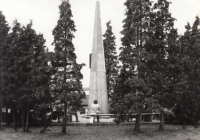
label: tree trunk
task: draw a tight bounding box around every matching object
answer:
[6,107,9,126]
[0,79,1,131]
[135,2,141,133]
[62,117,66,133]
[183,119,186,129]
[0,102,1,131]
[119,112,122,123]
[195,122,198,128]
[159,110,164,131]
[62,27,67,134]
[194,118,198,128]
[62,100,67,134]
[22,109,25,132]
[40,110,53,134]
[75,110,78,122]
[134,113,141,132]
[13,109,17,130]
[58,115,61,123]
[25,106,29,132]
[115,113,121,124]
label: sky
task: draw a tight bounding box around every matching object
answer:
[0,0,200,91]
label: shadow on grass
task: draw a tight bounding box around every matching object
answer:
[1,124,200,140]
[122,124,193,140]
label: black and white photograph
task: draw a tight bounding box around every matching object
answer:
[1,0,200,139]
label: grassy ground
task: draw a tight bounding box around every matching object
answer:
[1,124,200,140]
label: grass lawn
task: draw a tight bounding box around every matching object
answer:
[1,124,200,140]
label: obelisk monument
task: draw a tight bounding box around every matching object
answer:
[88,1,108,113]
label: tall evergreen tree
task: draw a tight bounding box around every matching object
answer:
[119,0,152,132]
[21,22,50,132]
[143,0,177,131]
[52,0,85,134]
[0,11,10,130]
[2,20,22,130]
[174,17,200,129]
[3,20,50,131]
[103,21,118,99]
[118,0,177,131]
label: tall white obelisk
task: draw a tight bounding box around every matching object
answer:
[88,1,108,113]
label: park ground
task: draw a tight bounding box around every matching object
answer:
[1,124,200,140]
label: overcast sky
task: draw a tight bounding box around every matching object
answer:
[0,0,200,90]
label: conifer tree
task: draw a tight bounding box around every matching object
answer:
[174,17,200,129]
[143,0,177,131]
[52,0,85,134]
[2,20,22,130]
[21,22,50,132]
[3,20,50,131]
[119,0,152,132]
[0,11,10,131]
[103,21,118,99]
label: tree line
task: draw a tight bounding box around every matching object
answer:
[0,1,85,133]
[105,0,200,132]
